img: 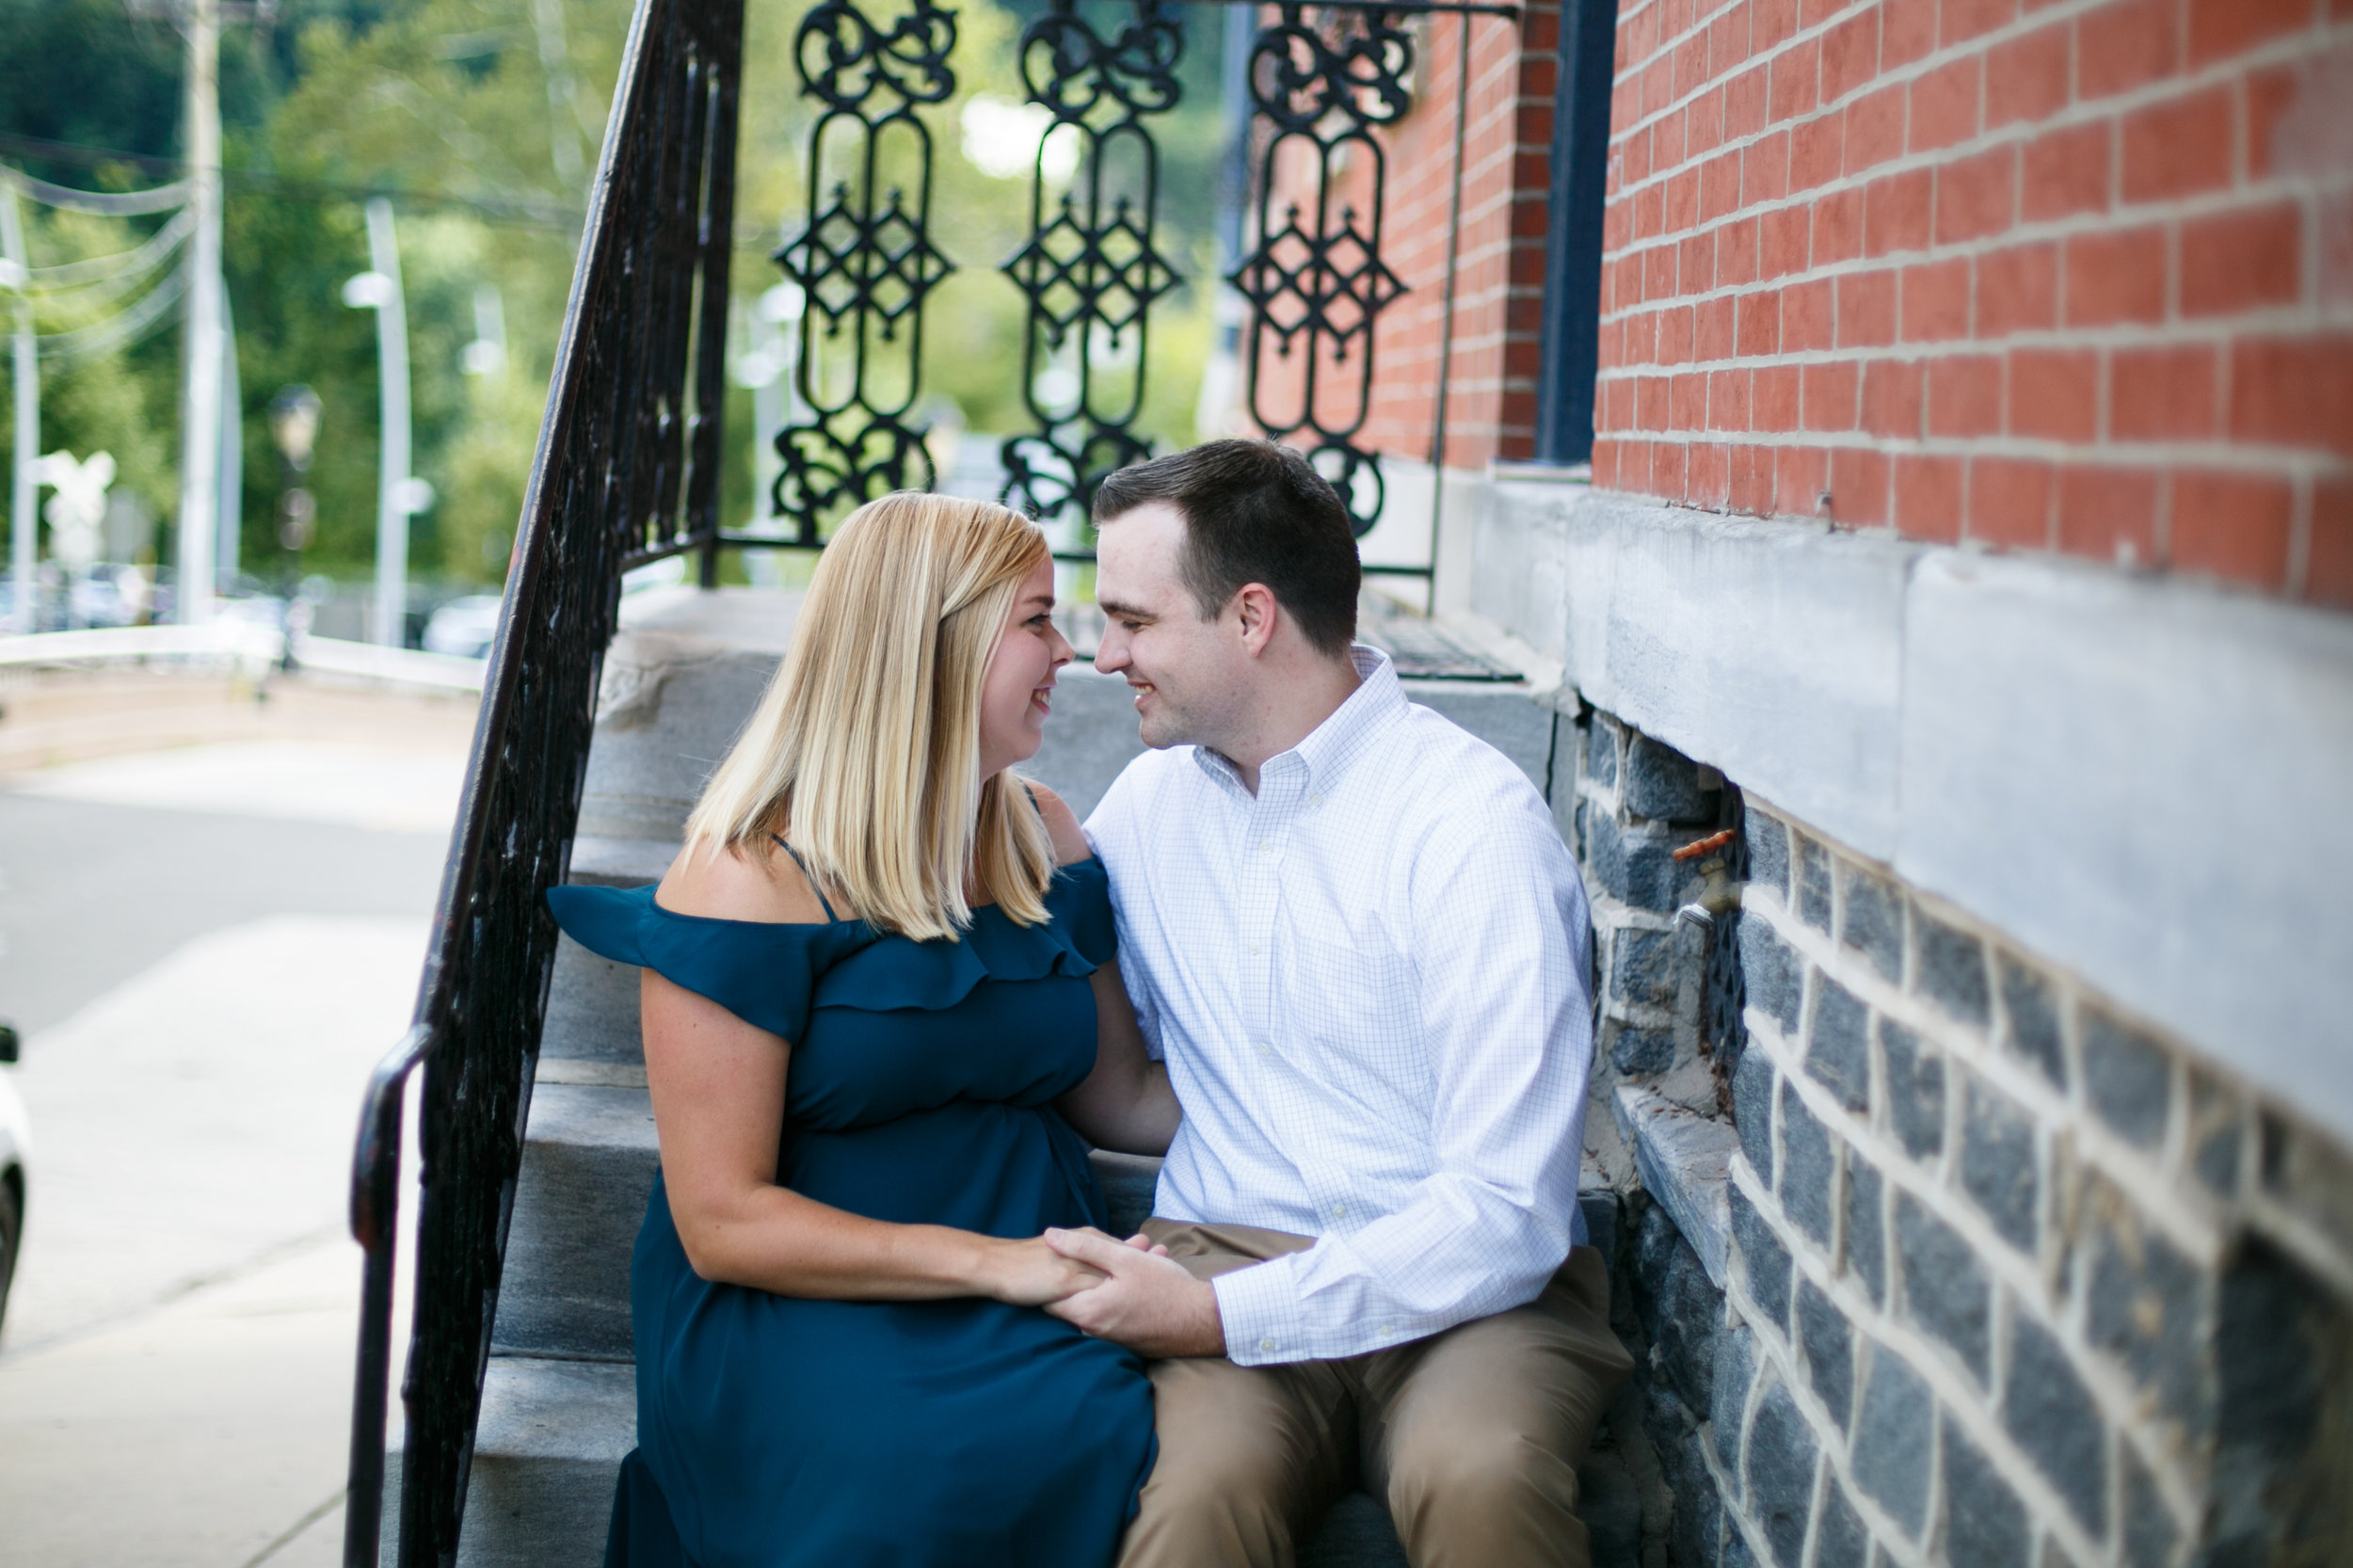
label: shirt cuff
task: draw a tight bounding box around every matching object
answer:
[1212,1256,1306,1366]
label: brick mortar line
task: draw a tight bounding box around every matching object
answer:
[1588,430,2353,478]
[1594,312,2353,351]
[1608,0,2348,183]
[1740,878,2230,1268]
[1726,1152,2182,1566]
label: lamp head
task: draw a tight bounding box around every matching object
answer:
[269,385,322,471]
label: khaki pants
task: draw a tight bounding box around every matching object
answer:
[1117,1220,1634,1568]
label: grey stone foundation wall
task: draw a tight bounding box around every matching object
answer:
[1554,703,2353,1568]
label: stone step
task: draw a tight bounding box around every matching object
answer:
[492,1083,658,1362]
[456,1356,635,1568]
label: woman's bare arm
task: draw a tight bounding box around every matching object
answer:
[1024,786,1182,1158]
[645,840,1100,1304]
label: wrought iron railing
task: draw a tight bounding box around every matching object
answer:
[340,0,742,1560]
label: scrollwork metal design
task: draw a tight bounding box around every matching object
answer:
[999,0,1185,525]
[772,0,958,538]
[1230,2,1414,536]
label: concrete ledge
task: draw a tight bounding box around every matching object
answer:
[1481,482,2353,1141]
[1613,1083,1737,1288]
[540,936,644,1067]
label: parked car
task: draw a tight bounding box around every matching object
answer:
[423,594,504,659]
[0,1024,25,1335]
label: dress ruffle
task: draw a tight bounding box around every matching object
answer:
[546,857,1114,1044]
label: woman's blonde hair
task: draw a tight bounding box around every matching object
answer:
[682,492,1056,940]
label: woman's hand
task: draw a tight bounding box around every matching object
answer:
[981,1236,1111,1306]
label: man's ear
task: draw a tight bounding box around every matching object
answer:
[1231,583,1280,656]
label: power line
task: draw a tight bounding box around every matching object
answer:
[0,131,585,231]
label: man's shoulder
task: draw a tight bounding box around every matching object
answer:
[1087,744,1197,846]
[1371,701,1554,816]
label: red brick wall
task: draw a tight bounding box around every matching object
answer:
[1591,0,2353,606]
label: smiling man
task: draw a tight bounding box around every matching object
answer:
[1046,440,1632,1568]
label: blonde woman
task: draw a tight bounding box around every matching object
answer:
[548,494,1178,1568]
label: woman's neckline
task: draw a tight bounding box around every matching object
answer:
[645,855,1099,931]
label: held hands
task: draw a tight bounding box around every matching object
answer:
[983,1236,1112,1307]
[1039,1227,1225,1358]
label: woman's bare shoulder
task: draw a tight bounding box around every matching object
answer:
[1022,780,1093,868]
[656,838,837,925]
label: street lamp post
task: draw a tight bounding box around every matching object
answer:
[343,199,428,648]
[267,383,320,668]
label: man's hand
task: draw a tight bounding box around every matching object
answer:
[1041,1227,1225,1358]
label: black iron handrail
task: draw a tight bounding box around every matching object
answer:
[340,0,743,1561]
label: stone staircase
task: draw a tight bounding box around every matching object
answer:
[452,587,1641,1568]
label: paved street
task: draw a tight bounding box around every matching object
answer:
[0,695,472,1567]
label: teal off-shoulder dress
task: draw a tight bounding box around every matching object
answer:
[545,856,1155,1568]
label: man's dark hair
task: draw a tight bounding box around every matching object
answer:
[1092,440,1361,656]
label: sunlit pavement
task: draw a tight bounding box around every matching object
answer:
[0,723,468,1567]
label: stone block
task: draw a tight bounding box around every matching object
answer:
[1879,1019,1944,1160]
[2086,1188,2209,1434]
[1958,1074,2040,1257]
[1610,926,1681,1009]
[1023,665,1153,819]
[1850,1344,1933,1540]
[2001,1311,2107,1537]
[1635,1202,1722,1414]
[540,934,646,1066]
[1575,1443,1645,1568]
[1589,810,1690,912]
[1806,979,1870,1112]
[1838,865,1902,983]
[1298,1492,1407,1568]
[1841,1153,1886,1307]
[1796,1278,1854,1432]
[1996,952,2066,1089]
[1941,1415,2031,1568]
[492,1084,659,1360]
[1914,909,1991,1030]
[1895,1192,1990,1384]
[1733,1044,1776,1188]
[2257,1109,2353,1272]
[2118,1442,2177,1568]
[1609,1018,1678,1076]
[457,1355,635,1568]
[1777,1081,1838,1248]
[1738,920,1802,1035]
[1795,836,1833,933]
[1587,717,1619,791]
[1615,1084,1737,1288]
[2080,1007,2171,1151]
[1745,808,1788,900]
[1092,1150,1160,1239]
[568,835,679,888]
[1710,1320,1758,1480]
[2187,1068,2241,1199]
[1669,1424,1724,1568]
[2211,1236,2350,1567]
[1624,732,1716,824]
[1730,1182,1793,1333]
[1741,1380,1818,1568]
[1814,1478,1869,1568]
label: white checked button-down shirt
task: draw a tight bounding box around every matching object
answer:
[1083,647,1595,1366]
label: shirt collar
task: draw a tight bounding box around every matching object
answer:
[1191,644,1407,800]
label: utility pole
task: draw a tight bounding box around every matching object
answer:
[344,198,412,648]
[1,185,34,634]
[175,0,223,625]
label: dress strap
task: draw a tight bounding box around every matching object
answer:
[770,834,841,923]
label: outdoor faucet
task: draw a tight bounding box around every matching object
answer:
[1673,828,1743,933]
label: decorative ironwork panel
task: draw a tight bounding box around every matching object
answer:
[1231,2,1414,536]
[771,0,958,539]
[342,0,743,1562]
[999,0,1185,525]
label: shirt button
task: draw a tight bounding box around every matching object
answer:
[1257,1045,1272,1059]
[1247,943,1261,955]
[1331,1204,1346,1219]
[1260,1337,1276,1352]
